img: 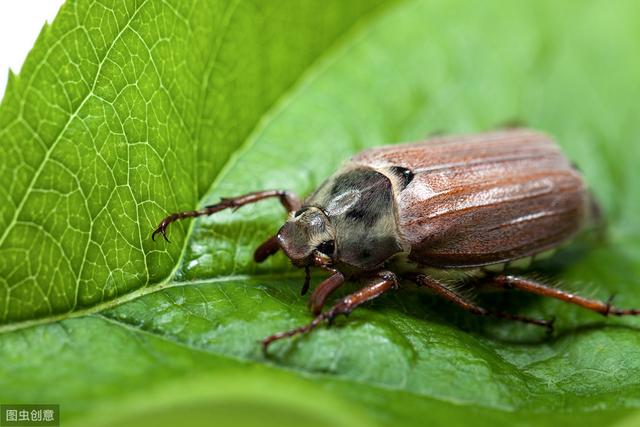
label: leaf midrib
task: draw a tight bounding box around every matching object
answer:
[0,272,304,334]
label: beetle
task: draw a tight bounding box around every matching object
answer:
[152,128,640,351]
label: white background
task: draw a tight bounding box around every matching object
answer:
[0,1,66,99]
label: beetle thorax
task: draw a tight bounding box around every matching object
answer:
[298,165,407,271]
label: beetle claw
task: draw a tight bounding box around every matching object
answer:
[604,294,617,316]
[151,224,170,243]
[544,316,556,337]
[260,338,273,357]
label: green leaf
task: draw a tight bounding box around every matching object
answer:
[0,0,385,323]
[2,0,640,426]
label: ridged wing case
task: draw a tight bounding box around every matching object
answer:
[351,129,588,268]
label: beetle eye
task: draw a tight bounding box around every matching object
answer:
[316,240,335,256]
[294,207,309,218]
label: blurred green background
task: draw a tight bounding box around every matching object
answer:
[1,0,639,426]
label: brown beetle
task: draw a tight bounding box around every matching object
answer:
[152,129,639,351]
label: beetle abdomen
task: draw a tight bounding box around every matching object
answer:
[352,129,588,268]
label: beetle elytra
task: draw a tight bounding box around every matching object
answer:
[152,128,640,351]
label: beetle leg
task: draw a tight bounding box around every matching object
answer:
[152,190,301,242]
[406,273,554,332]
[489,275,640,317]
[308,271,345,314]
[261,271,397,353]
[253,234,281,263]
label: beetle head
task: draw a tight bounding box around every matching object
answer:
[277,207,336,268]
